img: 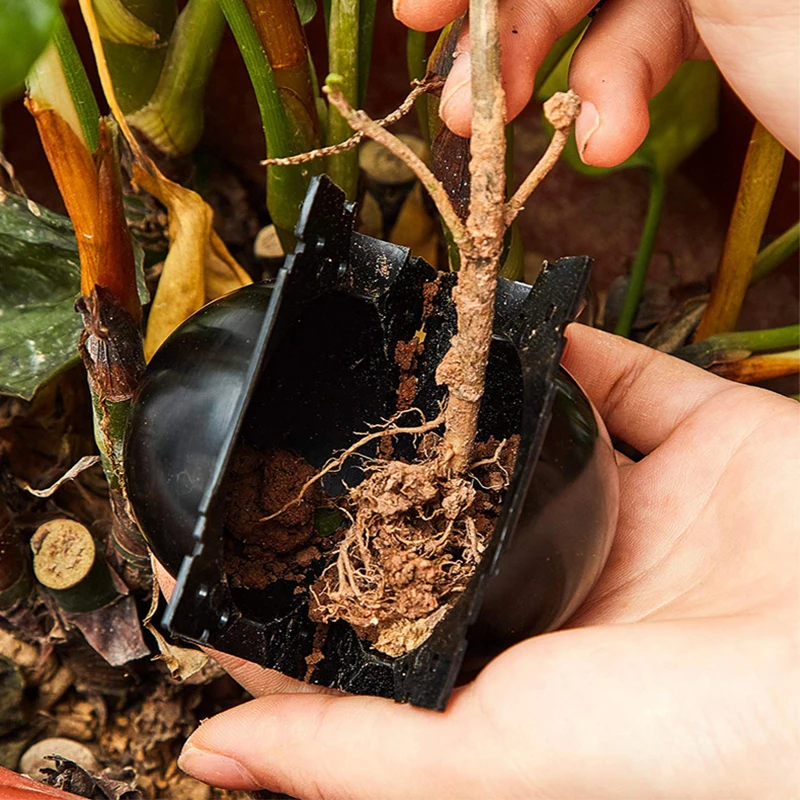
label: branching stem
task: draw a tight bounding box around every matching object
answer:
[505,90,581,226]
[325,82,468,249]
[263,76,442,167]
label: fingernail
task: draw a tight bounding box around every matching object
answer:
[178,744,260,790]
[439,52,471,127]
[575,101,600,160]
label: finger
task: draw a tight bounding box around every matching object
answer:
[393,0,467,32]
[691,0,800,158]
[441,0,596,137]
[177,691,496,797]
[561,324,737,454]
[153,559,330,697]
[614,449,635,467]
[569,0,705,167]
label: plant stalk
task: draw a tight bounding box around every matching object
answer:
[241,0,320,152]
[52,13,100,151]
[326,0,361,199]
[127,0,225,158]
[96,0,177,115]
[614,170,666,338]
[676,324,800,368]
[436,0,507,473]
[710,349,800,384]
[31,519,120,613]
[750,221,799,284]
[695,121,786,339]
[219,0,312,245]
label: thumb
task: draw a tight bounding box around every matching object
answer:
[177,690,492,799]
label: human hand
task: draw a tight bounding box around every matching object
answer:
[175,324,800,798]
[394,0,800,166]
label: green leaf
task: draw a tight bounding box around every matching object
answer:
[295,0,317,24]
[0,195,82,400]
[538,43,719,178]
[0,195,147,400]
[0,0,60,98]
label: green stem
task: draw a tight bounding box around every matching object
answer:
[406,29,429,139]
[52,13,100,152]
[126,0,225,157]
[358,0,377,107]
[614,171,666,337]
[750,221,799,284]
[218,0,309,244]
[326,0,360,200]
[97,0,178,115]
[676,324,800,368]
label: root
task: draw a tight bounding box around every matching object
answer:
[261,76,444,167]
[260,407,445,522]
[309,435,519,657]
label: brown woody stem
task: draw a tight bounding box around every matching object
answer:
[263,76,443,167]
[505,90,580,226]
[325,82,468,249]
[435,0,506,474]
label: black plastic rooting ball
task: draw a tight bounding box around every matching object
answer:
[124,176,619,710]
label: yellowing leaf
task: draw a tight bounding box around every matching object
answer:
[76,0,252,361]
[134,166,251,359]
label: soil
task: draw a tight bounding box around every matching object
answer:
[223,448,339,590]
[220,430,518,661]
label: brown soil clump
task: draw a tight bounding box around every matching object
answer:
[223,447,338,589]
[394,336,423,412]
[309,435,519,657]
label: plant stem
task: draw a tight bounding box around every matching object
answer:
[695,121,786,339]
[31,519,120,613]
[614,171,666,338]
[358,0,377,106]
[407,29,428,137]
[218,0,311,244]
[436,0,506,473]
[326,0,360,199]
[326,82,467,247]
[52,13,99,151]
[710,349,800,384]
[126,0,225,158]
[676,324,800,368]
[97,0,177,115]
[77,286,148,562]
[241,0,320,152]
[750,221,799,284]
[505,91,581,226]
